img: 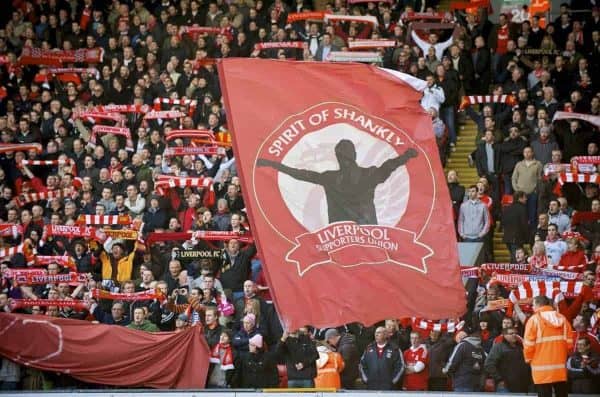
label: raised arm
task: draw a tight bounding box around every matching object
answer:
[257,158,323,185]
[374,148,418,184]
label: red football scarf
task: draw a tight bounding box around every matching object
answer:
[459,94,517,111]
[209,343,235,370]
[254,42,304,51]
[10,299,88,310]
[154,175,215,202]
[165,129,215,141]
[347,0,392,3]
[348,39,397,49]
[145,231,253,244]
[553,111,600,128]
[287,12,326,23]
[403,12,447,21]
[0,143,43,154]
[17,188,73,207]
[153,98,197,117]
[35,255,77,271]
[103,229,139,240]
[76,215,132,226]
[89,125,134,152]
[72,111,125,124]
[12,271,88,286]
[481,263,532,274]
[328,51,382,62]
[18,47,104,66]
[0,242,35,262]
[48,67,99,79]
[0,224,23,239]
[92,104,150,114]
[411,318,462,332]
[21,158,73,167]
[143,110,186,120]
[450,0,490,10]
[44,224,105,241]
[163,146,219,156]
[90,288,165,302]
[323,14,379,27]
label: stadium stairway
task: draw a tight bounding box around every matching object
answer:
[446,120,511,263]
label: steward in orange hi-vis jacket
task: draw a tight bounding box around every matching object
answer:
[523,295,574,397]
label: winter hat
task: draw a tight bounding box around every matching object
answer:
[243,313,256,326]
[248,334,263,348]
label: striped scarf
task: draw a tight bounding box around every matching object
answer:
[348,39,397,49]
[323,14,379,27]
[92,104,150,114]
[21,158,73,167]
[0,143,42,154]
[17,188,73,207]
[0,224,23,238]
[411,318,463,333]
[143,110,186,120]
[76,215,132,226]
[210,343,235,370]
[153,98,197,117]
[458,94,517,111]
[89,125,134,152]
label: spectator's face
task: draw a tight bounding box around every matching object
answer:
[48,289,59,300]
[227,239,240,255]
[205,310,217,325]
[447,171,458,183]
[133,309,144,324]
[243,281,254,297]
[169,261,181,277]
[374,327,387,344]
[592,200,600,213]
[203,277,214,290]
[112,304,124,320]
[468,187,477,200]
[547,225,558,239]
[576,340,590,354]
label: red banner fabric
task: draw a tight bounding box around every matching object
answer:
[218,59,465,329]
[0,313,209,388]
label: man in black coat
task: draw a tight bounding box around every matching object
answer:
[473,36,491,94]
[359,326,404,390]
[502,191,529,262]
[484,326,531,393]
[474,130,502,208]
[326,328,360,389]
[276,328,319,388]
[219,239,257,300]
[499,126,527,195]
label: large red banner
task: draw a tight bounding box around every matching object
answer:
[0,313,209,388]
[219,59,465,329]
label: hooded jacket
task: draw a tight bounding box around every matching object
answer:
[444,336,486,390]
[523,305,574,384]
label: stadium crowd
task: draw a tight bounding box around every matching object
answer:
[0,0,599,394]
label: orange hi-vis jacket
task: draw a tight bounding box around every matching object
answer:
[314,349,345,389]
[523,305,574,384]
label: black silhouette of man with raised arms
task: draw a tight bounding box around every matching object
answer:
[257,139,418,225]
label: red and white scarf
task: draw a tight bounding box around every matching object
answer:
[72,111,125,124]
[210,343,235,370]
[348,39,396,49]
[143,110,186,120]
[287,12,326,23]
[89,125,134,152]
[481,263,532,274]
[0,143,42,154]
[411,318,463,333]
[90,288,165,302]
[17,188,73,207]
[47,67,99,79]
[556,172,599,186]
[35,255,77,271]
[19,47,104,66]
[153,98,197,117]
[155,175,214,196]
[0,224,23,239]
[328,51,382,63]
[163,146,219,157]
[324,14,379,27]
[180,26,229,39]
[21,158,73,167]
[11,271,88,286]
[145,231,253,244]
[553,111,600,128]
[43,224,106,242]
[92,104,150,114]
[459,94,517,111]
[509,281,583,304]
[254,42,304,51]
[0,242,35,261]
[402,11,447,21]
[76,215,132,226]
[165,129,215,142]
[10,299,88,310]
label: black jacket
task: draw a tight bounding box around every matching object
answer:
[499,137,526,174]
[426,334,455,379]
[448,182,466,218]
[475,141,501,176]
[336,333,360,389]
[219,244,257,292]
[501,202,529,245]
[359,341,404,390]
[276,334,319,381]
[445,336,486,391]
[567,351,600,394]
[484,339,530,392]
[235,350,280,388]
[204,324,224,349]
[473,47,491,90]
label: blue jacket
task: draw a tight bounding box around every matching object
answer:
[359,342,404,390]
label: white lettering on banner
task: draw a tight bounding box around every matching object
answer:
[267,107,405,157]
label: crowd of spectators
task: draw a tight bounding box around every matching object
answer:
[0,0,599,393]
